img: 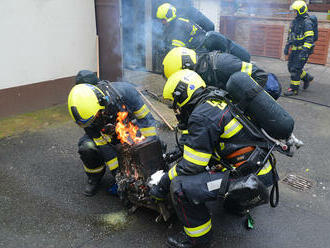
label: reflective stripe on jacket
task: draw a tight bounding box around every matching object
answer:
[170,98,257,179]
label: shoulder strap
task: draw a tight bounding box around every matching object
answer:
[202,89,273,145]
[97,81,133,114]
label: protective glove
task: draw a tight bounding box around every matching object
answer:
[283,44,289,55]
[149,184,168,201]
[149,173,170,201]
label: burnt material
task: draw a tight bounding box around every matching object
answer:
[116,138,172,221]
[132,138,165,177]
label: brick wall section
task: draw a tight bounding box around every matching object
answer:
[223,16,330,65]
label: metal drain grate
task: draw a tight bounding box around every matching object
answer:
[282,174,313,192]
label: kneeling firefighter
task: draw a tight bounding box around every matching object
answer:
[156,3,250,60]
[150,69,279,248]
[68,70,158,196]
[155,0,215,32]
[162,47,281,100]
[156,3,207,52]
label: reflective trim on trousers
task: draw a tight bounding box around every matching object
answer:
[300,70,306,78]
[291,80,301,86]
[292,46,303,50]
[184,219,212,238]
[83,164,105,174]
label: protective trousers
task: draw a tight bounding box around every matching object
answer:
[288,50,312,90]
[78,134,117,182]
[169,168,275,241]
[170,171,228,242]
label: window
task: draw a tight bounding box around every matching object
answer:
[308,1,330,12]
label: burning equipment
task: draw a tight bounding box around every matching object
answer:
[115,137,173,222]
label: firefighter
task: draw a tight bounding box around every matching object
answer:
[68,70,158,196]
[156,3,251,62]
[156,3,207,52]
[284,0,315,96]
[162,47,281,100]
[150,69,275,247]
[155,0,215,32]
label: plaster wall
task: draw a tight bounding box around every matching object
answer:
[0,0,97,90]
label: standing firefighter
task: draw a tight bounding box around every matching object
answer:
[150,69,279,248]
[284,0,316,96]
[68,70,158,196]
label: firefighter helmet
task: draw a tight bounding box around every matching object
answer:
[290,0,308,15]
[68,84,107,128]
[163,69,206,108]
[156,3,177,23]
[162,47,197,79]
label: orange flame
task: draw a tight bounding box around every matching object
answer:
[115,110,145,145]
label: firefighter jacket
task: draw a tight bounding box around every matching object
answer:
[194,51,268,90]
[165,17,206,51]
[287,14,314,54]
[167,97,272,181]
[83,81,157,171]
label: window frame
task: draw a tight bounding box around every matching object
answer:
[308,2,330,12]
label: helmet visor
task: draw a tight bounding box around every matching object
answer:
[71,106,98,128]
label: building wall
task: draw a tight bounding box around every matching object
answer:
[0,0,97,90]
[231,16,330,65]
[193,0,221,31]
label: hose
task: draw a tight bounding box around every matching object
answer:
[269,154,279,208]
[175,127,184,154]
[281,95,330,108]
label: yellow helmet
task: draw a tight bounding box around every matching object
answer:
[156,3,177,22]
[162,47,197,79]
[290,0,307,15]
[163,69,206,108]
[68,84,106,128]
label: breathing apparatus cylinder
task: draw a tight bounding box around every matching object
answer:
[226,72,294,139]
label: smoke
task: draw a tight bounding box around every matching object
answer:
[105,0,293,76]
[121,0,149,70]
[120,0,196,72]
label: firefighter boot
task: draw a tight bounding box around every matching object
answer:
[166,231,212,248]
[284,87,298,96]
[302,74,314,90]
[84,174,103,196]
[149,184,168,201]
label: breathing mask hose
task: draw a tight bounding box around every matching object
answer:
[175,126,184,154]
[269,154,279,207]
